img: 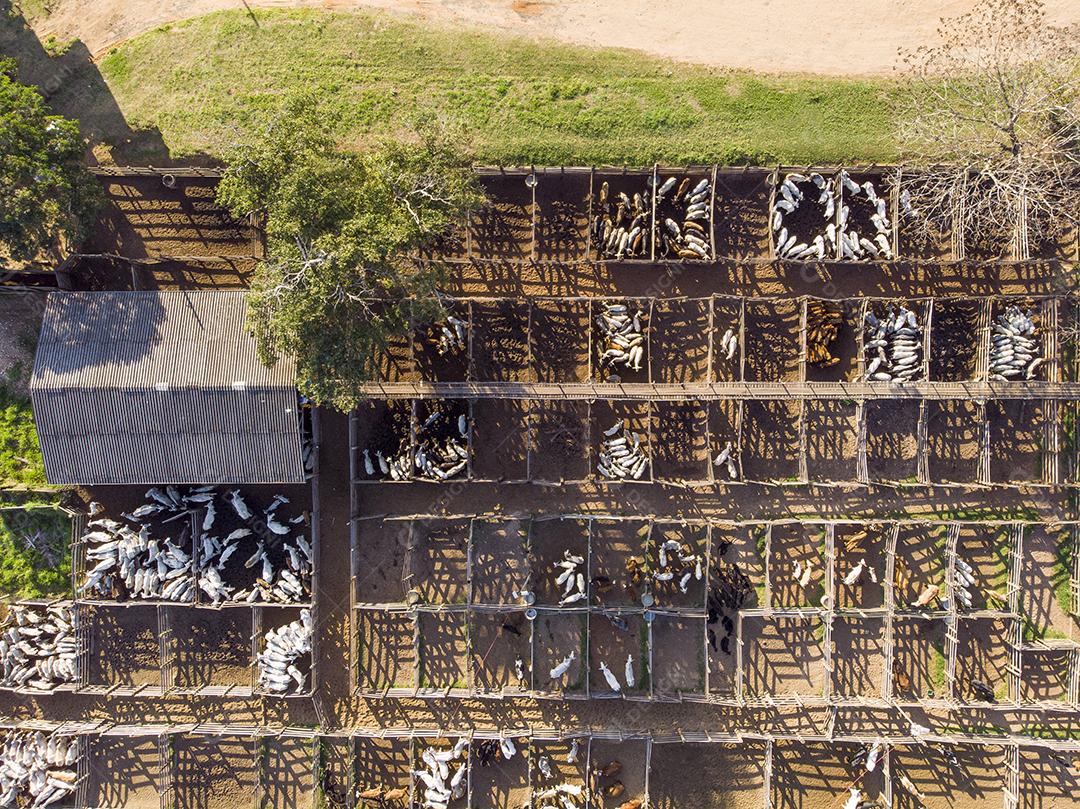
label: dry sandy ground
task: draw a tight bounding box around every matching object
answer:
[32,0,1080,75]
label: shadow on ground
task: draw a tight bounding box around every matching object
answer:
[0,1,214,165]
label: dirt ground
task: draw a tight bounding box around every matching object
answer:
[891,744,1006,809]
[589,739,646,809]
[772,741,884,809]
[27,0,1080,75]
[650,742,766,809]
[86,735,160,809]
[170,605,253,692]
[742,614,826,699]
[1019,748,1080,809]
[0,289,46,398]
[173,735,258,809]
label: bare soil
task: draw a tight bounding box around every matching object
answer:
[405,518,471,605]
[891,615,948,701]
[833,523,887,609]
[772,741,884,809]
[954,523,1011,611]
[528,299,591,382]
[804,400,858,483]
[353,736,412,808]
[988,399,1047,484]
[768,523,826,609]
[470,518,531,606]
[173,735,258,809]
[528,517,590,607]
[0,290,46,399]
[830,616,885,699]
[588,739,646,809]
[743,300,800,382]
[893,523,948,611]
[589,518,649,608]
[87,604,162,688]
[707,399,742,481]
[471,299,530,382]
[865,400,920,483]
[650,741,766,809]
[711,298,743,382]
[355,609,416,691]
[648,521,708,610]
[650,614,705,697]
[262,738,315,809]
[534,169,590,263]
[926,399,982,484]
[650,298,711,384]
[1019,748,1080,809]
[469,609,530,693]
[740,400,800,482]
[955,617,1013,703]
[470,174,533,261]
[528,400,590,482]
[1019,648,1072,704]
[170,605,253,692]
[1017,524,1078,642]
[742,614,825,699]
[470,736,531,809]
[890,744,1006,809]
[532,609,586,695]
[929,299,980,382]
[417,610,470,689]
[587,610,647,695]
[472,399,530,481]
[651,401,710,484]
[86,735,160,809]
[81,176,257,259]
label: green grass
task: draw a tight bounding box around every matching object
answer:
[11,0,56,22]
[929,644,947,694]
[0,496,70,599]
[96,9,900,164]
[0,385,46,488]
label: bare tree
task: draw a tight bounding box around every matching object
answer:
[897,0,1080,258]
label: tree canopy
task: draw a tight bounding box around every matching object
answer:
[896,0,1080,253]
[0,57,98,265]
[216,94,482,411]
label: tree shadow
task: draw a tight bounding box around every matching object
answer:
[0,1,211,166]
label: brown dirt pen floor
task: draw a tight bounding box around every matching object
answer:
[86,735,160,809]
[173,735,258,809]
[650,741,767,809]
[1019,748,1080,809]
[169,605,253,691]
[771,741,884,809]
[891,744,1006,809]
[86,605,161,689]
[742,614,826,699]
[470,736,531,809]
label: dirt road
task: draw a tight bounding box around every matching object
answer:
[30,0,1080,75]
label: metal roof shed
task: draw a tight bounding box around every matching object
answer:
[31,291,305,485]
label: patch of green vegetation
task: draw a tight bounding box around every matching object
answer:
[929,643,947,693]
[41,35,73,57]
[1054,530,1075,619]
[11,0,56,22]
[97,9,900,165]
[0,385,46,488]
[0,496,69,599]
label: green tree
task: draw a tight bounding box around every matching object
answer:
[217,94,482,411]
[0,57,98,264]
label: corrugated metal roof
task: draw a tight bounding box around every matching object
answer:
[31,291,306,485]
